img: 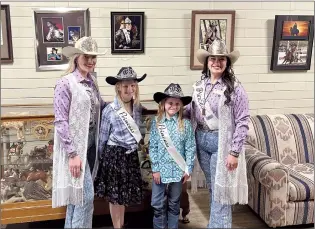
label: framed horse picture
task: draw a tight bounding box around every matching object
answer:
[270,15,314,71]
[190,10,235,70]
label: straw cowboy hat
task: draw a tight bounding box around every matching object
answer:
[196,39,240,65]
[153,83,192,106]
[62,36,106,58]
[106,67,147,85]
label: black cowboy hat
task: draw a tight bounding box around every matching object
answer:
[153,83,192,106]
[105,67,147,85]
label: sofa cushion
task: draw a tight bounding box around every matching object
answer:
[287,163,314,201]
[246,114,314,165]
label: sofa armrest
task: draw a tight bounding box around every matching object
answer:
[245,145,290,227]
[245,145,289,190]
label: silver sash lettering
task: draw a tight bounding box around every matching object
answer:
[156,120,189,175]
[193,80,221,130]
[111,103,142,143]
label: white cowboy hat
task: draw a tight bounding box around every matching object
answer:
[196,39,240,65]
[106,67,147,85]
[62,36,106,58]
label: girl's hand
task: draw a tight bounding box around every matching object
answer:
[226,154,238,171]
[152,172,161,184]
[69,155,82,178]
[182,173,190,184]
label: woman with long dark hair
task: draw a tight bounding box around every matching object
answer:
[185,39,250,228]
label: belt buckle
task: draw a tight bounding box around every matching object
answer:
[198,123,211,132]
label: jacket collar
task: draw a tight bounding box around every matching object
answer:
[73,68,93,85]
[161,113,178,122]
[113,96,139,111]
[205,76,223,86]
[113,96,121,109]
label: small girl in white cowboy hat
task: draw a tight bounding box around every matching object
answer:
[52,36,106,228]
[95,67,146,229]
[149,83,196,229]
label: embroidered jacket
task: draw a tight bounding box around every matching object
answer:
[184,76,250,155]
[188,78,249,204]
[149,114,196,183]
[54,68,106,157]
[52,73,101,208]
[98,96,143,155]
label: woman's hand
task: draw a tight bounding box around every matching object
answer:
[69,155,82,178]
[152,172,161,184]
[226,154,238,171]
[182,173,190,184]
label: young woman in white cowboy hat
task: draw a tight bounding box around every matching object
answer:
[94,67,146,229]
[149,83,196,229]
[52,36,106,228]
[185,39,250,228]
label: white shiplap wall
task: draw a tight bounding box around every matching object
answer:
[1,1,314,115]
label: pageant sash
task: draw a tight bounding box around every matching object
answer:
[111,103,142,143]
[156,120,189,175]
[193,80,221,130]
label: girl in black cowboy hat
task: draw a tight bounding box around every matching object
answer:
[94,67,146,229]
[149,83,196,229]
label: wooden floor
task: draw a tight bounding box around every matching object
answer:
[180,189,313,229]
[181,188,268,228]
[2,188,314,228]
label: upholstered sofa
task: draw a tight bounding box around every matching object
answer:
[245,113,314,228]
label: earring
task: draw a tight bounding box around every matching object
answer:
[227,66,231,74]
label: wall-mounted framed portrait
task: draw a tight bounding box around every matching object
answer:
[110,11,145,54]
[33,8,90,71]
[1,5,14,63]
[270,15,314,71]
[190,10,235,70]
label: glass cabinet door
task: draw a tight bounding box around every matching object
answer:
[0,104,157,205]
[1,117,54,204]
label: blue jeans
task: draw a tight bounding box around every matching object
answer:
[196,130,232,228]
[151,181,183,229]
[64,162,94,228]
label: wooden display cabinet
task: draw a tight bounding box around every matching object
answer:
[0,104,156,225]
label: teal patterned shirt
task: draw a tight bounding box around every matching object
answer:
[149,114,196,183]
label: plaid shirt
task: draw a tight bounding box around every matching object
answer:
[98,96,143,155]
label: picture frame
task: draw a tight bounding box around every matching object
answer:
[1,5,14,63]
[110,11,145,54]
[190,10,235,70]
[270,15,314,71]
[33,8,90,72]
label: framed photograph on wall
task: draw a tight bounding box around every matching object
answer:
[33,8,90,71]
[190,10,235,70]
[110,11,145,54]
[270,15,314,71]
[1,5,14,63]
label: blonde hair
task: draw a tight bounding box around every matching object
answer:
[156,98,185,132]
[115,80,140,107]
[62,54,80,76]
[61,54,100,94]
[62,54,97,76]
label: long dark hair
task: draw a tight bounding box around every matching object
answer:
[202,56,236,106]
